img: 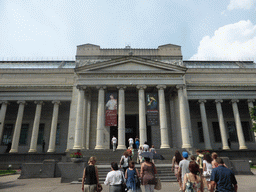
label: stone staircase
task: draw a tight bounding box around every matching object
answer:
[69,148,179,184]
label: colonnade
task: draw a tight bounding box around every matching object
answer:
[72,84,191,150]
[198,99,254,150]
[0,100,61,153]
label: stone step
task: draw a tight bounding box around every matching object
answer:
[72,164,177,184]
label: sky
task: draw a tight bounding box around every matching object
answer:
[0,0,255,61]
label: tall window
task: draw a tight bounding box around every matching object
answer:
[227,121,238,142]
[197,122,204,142]
[19,124,29,145]
[1,124,13,145]
[56,123,60,145]
[242,121,253,142]
[212,122,221,142]
[37,124,45,145]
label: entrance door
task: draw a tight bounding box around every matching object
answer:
[125,115,138,148]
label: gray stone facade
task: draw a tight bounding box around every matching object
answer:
[0,44,256,153]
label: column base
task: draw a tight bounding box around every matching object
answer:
[160,144,170,149]
[47,149,55,153]
[28,149,37,153]
[117,145,126,150]
[182,144,192,148]
[9,149,18,153]
[222,146,230,150]
[73,146,82,150]
[239,146,248,150]
[95,145,104,149]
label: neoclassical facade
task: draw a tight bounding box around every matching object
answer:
[0,44,256,153]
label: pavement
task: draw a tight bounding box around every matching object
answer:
[0,170,256,192]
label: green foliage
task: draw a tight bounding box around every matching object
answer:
[249,106,256,132]
[0,170,16,175]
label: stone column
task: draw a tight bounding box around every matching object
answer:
[0,101,8,143]
[73,86,86,149]
[86,93,92,149]
[117,86,127,149]
[177,85,192,148]
[198,100,212,149]
[95,86,106,149]
[136,85,147,147]
[82,93,88,149]
[247,99,256,142]
[47,101,60,153]
[28,101,43,153]
[231,100,247,149]
[157,85,170,148]
[215,100,230,150]
[10,101,26,153]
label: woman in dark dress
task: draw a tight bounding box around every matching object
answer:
[125,161,140,192]
[140,157,157,192]
[82,156,99,192]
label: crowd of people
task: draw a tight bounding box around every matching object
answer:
[81,140,238,192]
[172,149,237,192]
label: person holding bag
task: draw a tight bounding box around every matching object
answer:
[120,151,130,173]
[140,157,157,192]
[82,156,100,192]
[125,161,141,192]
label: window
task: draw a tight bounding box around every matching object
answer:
[227,121,238,142]
[19,124,29,145]
[241,121,253,142]
[212,122,221,142]
[197,122,204,142]
[37,124,45,145]
[56,123,60,145]
[1,124,13,145]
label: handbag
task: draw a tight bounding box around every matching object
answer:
[121,157,124,165]
[154,175,161,190]
[96,183,103,192]
[135,168,141,188]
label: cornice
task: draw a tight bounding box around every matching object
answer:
[0,68,75,74]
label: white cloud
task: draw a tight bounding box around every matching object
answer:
[227,0,255,10]
[191,20,256,61]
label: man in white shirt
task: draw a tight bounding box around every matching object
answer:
[104,162,124,191]
[112,136,117,152]
[128,137,134,148]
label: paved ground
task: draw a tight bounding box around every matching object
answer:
[0,170,256,192]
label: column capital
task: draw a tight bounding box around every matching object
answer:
[156,85,167,90]
[17,100,26,105]
[215,99,223,103]
[76,85,87,90]
[52,100,61,105]
[176,85,185,90]
[247,99,255,103]
[136,85,147,90]
[231,99,239,103]
[198,99,207,104]
[34,101,44,105]
[117,85,127,90]
[0,101,8,105]
[96,85,107,90]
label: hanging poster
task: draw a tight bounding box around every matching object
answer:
[105,92,118,126]
[146,93,159,126]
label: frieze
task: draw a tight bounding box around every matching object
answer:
[82,74,181,79]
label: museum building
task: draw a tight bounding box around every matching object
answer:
[0,43,256,154]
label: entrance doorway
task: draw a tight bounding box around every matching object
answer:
[110,114,152,149]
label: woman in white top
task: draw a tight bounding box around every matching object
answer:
[120,151,130,173]
[202,154,213,191]
[143,141,150,152]
[104,162,124,192]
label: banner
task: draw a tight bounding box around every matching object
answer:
[146,93,159,126]
[105,92,118,126]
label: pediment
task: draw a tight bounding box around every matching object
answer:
[75,56,186,74]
